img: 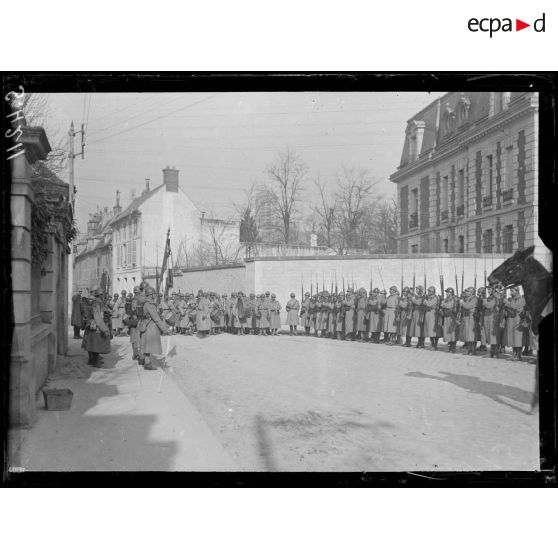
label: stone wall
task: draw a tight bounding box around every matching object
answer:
[147,263,247,295]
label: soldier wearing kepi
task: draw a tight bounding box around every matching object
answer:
[383,286,399,345]
[286,292,300,335]
[82,288,111,367]
[138,286,169,370]
[440,287,459,352]
[423,286,441,350]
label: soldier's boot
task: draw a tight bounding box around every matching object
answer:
[138,356,145,365]
[293,327,298,336]
[405,336,412,347]
[490,344,496,358]
[479,344,487,352]
[143,354,156,371]
[87,351,94,365]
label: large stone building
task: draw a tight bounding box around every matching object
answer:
[390,92,544,260]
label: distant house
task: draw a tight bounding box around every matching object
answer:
[73,207,114,294]
[390,92,542,258]
[108,166,240,291]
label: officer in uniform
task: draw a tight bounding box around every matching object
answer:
[196,290,211,337]
[398,287,412,347]
[344,288,356,341]
[300,292,311,335]
[367,288,381,344]
[476,287,488,352]
[483,286,503,358]
[286,292,300,335]
[356,288,368,342]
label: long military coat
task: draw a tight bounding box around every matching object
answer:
[344,295,355,334]
[82,298,111,354]
[335,300,344,332]
[440,296,458,342]
[503,295,527,347]
[286,298,300,326]
[482,296,503,345]
[397,296,412,336]
[325,301,335,333]
[269,300,282,329]
[410,295,425,337]
[300,297,311,327]
[140,299,168,354]
[460,295,478,342]
[129,294,143,347]
[423,295,441,337]
[71,294,83,327]
[257,298,270,328]
[383,294,399,333]
[196,296,211,332]
[356,295,368,331]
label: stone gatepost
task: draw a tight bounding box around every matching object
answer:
[10,125,51,427]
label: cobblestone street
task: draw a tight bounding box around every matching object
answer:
[165,332,540,471]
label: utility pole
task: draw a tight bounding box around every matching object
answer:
[67,120,85,317]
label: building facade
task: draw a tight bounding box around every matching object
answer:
[73,207,114,294]
[390,92,544,260]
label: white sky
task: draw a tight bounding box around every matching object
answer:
[44,91,438,231]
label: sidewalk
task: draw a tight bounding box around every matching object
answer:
[8,334,236,472]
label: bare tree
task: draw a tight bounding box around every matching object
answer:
[369,197,399,254]
[334,167,381,253]
[313,175,338,249]
[21,93,68,175]
[260,149,307,244]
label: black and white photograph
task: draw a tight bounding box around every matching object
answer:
[2,75,555,480]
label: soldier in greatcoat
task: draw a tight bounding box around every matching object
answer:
[383,286,400,345]
[300,292,311,335]
[259,292,271,335]
[286,292,300,335]
[71,292,83,339]
[356,288,368,342]
[398,287,412,346]
[423,286,442,350]
[269,293,282,335]
[175,294,187,334]
[196,290,211,337]
[126,286,142,361]
[503,286,527,361]
[368,288,382,343]
[327,295,337,338]
[82,288,111,367]
[308,294,317,335]
[245,293,256,334]
[138,286,169,370]
[221,294,229,333]
[483,286,503,358]
[475,287,488,352]
[334,293,345,339]
[460,287,478,355]
[344,289,356,340]
[410,286,426,348]
[440,287,459,352]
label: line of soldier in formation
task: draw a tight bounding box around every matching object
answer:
[71,280,532,370]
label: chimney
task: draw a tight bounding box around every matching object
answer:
[145,178,150,193]
[113,189,122,215]
[163,165,179,192]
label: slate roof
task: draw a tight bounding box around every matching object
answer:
[108,184,165,225]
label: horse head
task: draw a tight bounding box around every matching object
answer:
[487,246,535,289]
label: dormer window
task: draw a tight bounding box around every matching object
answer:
[457,94,471,124]
[444,104,456,133]
[406,120,426,163]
